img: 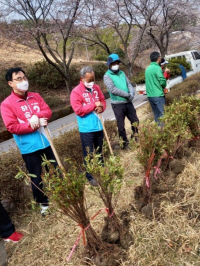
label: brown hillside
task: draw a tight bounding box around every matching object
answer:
[0,37,44,69]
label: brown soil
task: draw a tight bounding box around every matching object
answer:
[174,145,192,159]
[169,159,185,175]
[101,211,133,250]
[85,244,126,266]
[101,216,120,244]
[133,138,200,220]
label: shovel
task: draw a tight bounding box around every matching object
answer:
[99,114,113,155]
[44,126,64,169]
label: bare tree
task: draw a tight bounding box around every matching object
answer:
[184,14,200,51]
[78,0,149,78]
[1,0,82,93]
[131,0,198,57]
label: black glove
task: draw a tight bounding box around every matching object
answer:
[128,93,134,102]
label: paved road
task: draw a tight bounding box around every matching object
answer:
[0,95,148,152]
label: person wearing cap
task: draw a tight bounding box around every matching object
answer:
[145,52,167,124]
[160,58,170,94]
[160,58,170,80]
[70,66,106,186]
[103,54,139,148]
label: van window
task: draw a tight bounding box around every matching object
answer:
[170,55,186,60]
[193,52,200,60]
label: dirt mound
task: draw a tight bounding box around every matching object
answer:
[84,244,126,266]
[133,138,200,220]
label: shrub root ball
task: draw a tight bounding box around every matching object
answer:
[83,243,126,266]
[134,158,186,218]
[101,212,133,250]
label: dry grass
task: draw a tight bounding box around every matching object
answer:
[4,102,200,266]
[0,37,98,71]
[124,156,200,266]
[0,38,44,68]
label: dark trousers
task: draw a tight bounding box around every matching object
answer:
[148,96,165,124]
[111,102,139,143]
[80,130,104,181]
[22,146,58,205]
[0,202,15,238]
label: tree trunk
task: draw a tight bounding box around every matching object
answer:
[36,36,73,94]
[160,48,166,58]
[64,78,72,94]
[126,62,133,78]
[159,42,167,57]
[147,32,167,57]
[63,65,72,94]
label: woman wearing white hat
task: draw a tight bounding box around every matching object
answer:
[160,58,170,94]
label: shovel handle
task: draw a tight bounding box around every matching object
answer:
[44,127,63,168]
[99,114,113,155]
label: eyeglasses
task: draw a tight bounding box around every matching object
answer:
[13,76,28,82]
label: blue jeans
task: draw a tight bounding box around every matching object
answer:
[80,130,104,181]
[148,96,165,124]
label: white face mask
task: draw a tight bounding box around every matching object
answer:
[84,81,94,89]
[16,80,29,92]
[111,65,119,71]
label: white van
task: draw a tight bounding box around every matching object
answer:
[136,50,200,95]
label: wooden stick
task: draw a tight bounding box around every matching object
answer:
[44,126,63,168]
[99,114,114,155]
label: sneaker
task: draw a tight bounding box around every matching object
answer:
[4,232,24,243]
[89,179,99,187]
[40,205,50,216]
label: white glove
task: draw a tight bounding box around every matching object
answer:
[29,115,39,130]
[39,118,48,127]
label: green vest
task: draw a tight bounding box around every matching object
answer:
[105,70,129,102]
